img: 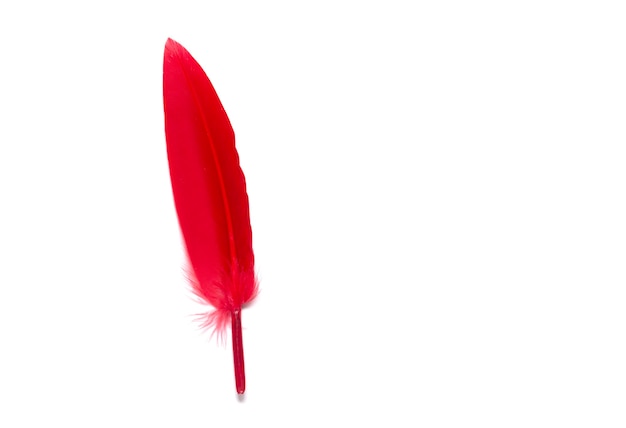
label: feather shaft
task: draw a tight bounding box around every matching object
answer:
[232,309,245,393]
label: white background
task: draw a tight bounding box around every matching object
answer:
[1,1,625,426]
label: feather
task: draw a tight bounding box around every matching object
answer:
[162,38,257,394]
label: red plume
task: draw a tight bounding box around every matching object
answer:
[162,38,257,394]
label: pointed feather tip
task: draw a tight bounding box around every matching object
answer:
[164,37,174,54]
[165,37,178,49]
[164,38,188,61]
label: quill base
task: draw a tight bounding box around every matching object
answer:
[231,309,246,394]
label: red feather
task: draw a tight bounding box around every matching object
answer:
[162,38,257,394]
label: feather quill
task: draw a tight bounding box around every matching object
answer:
[162,38,257,394]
